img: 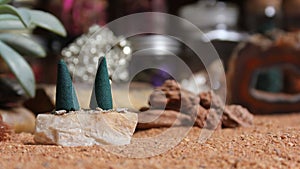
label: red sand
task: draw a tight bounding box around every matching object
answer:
[0,113,299,169]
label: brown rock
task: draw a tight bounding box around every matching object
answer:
[142,80,253,130]
[199,90,224,109]
[222,105,253,128]
[149,80,199,115]
[194,106,223,130]
[138,105,223,130]
[204,108,222,130]
[137,109,194,129]
[194,105,208,128]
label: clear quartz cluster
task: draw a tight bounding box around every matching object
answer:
[62,25,132,83]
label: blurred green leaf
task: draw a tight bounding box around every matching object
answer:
[0,33,46,57]
[0,15,27,30]
[0,5,31,27]
[0,40,35,97]
[0,0,11,5]
[0,14,18,20]
[0,20,26,30]
[20,9,66,37]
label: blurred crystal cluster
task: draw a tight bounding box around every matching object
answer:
[62,25,132,83]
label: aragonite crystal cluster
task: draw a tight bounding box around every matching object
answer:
[34,58,137,146]
[137,80,253,129]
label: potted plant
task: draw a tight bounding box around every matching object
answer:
[0,0,66,132]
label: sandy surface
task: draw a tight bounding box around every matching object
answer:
[0,113,299,169]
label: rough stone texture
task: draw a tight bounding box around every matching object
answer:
[194,106,208,128]
[204,108,222,130]
[137,106,224,130]
[34,109,138,146]
[139,80,253,129]
[148,80,199,115]
[222,105,254,128]
[194,107,223,130]
[199,90,224,109]
[137,110,194,129]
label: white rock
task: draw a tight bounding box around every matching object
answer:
[34,109,138,146]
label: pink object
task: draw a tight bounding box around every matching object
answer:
[61,0,107,36]
[63,0,74,12]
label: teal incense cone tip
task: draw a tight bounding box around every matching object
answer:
[55,59,80,111]
[94,57,113,110]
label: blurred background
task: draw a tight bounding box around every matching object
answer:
[13,0,292,84]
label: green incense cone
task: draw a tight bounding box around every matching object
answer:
[89,86,97,110]
[55,60,80,111]
[94,57,113,110]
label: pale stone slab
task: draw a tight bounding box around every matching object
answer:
[34,109,138,146]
